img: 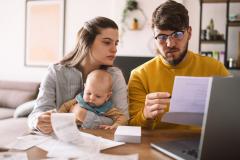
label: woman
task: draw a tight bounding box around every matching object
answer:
[28,17,128,134]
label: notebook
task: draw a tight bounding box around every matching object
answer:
[151,77,240,160]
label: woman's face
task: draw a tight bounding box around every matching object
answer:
[89,28,119,66]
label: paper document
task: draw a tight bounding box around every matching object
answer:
[48,113,126,158]
[0,152,28,160]
[47,140,89,158]
[51,113,101,152]
[99,137,125,150]
[162,76,212,126]
[7,134,50,150]
[169,76,212,113]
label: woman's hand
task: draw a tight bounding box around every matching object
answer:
[143,92,171,120]
[70,104,87,124]
[37,110,54,134]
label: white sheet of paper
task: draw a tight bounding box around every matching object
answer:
[0,152,28,160]
[98,153,138,160]
[51,113,101,152]
[36,137,59,151]
[169,76,212,113]
[99,137,125,150]
[50,113,126,158]
[7,135,50,150]
[48,142,138,160]
[47,140,89,158]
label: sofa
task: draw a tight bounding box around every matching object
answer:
[0,80,39,147]
[114,56,152,83]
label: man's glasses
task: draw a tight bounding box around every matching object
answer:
[154,30,185,43]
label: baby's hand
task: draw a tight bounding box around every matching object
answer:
[70,104,87,124]
[99,125,116,130]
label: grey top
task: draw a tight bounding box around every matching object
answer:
[28,64,128,129]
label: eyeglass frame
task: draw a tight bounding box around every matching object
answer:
[154,30,185,43]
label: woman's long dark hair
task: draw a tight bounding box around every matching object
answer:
[59,17,118,68]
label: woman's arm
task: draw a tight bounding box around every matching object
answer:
[28,65,58,131]
[108,67,129,119]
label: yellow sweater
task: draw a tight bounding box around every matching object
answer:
[128,51,229,129]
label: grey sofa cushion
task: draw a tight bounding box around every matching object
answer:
[0,81,39,109]
[13,100,35,118]
[0,108,15,119]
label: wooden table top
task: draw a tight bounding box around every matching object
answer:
[27,128,201,160]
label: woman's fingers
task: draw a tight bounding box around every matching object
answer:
[38,114,51,123]
[37,122,53,134]
[37,112,53,134]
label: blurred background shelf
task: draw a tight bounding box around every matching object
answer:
[199,0,240,69]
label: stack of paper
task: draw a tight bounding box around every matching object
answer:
[114,126,141,143]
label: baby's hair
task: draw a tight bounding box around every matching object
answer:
[86,69,112,91]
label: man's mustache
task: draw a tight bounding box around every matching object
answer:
[166,48,179,53]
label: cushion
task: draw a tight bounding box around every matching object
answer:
[13,100,36,118]
[0,80,39,109]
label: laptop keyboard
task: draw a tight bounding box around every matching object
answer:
[151,137,200,160]
[182,149,198,158]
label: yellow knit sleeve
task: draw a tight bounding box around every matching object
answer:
[128,69,154,128]
[58,99,78,113]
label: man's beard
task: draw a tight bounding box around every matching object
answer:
[162,43,188,66]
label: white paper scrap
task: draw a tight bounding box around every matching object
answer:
[7,135,50,150]
[0,151,28,160]
[75,153,139,160]
[47,140,89,158]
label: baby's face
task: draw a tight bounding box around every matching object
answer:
[83,83,111,107]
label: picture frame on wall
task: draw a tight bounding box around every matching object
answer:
[25,0,65,67]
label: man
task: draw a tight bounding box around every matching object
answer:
[128,0,229,129]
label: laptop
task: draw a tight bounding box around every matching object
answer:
[151,77,240,160]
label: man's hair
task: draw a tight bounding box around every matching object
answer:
[152,0,189,31]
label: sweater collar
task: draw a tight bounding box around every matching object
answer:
[75,93,112,115]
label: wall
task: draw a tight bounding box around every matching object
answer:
[0,0,46,82]
[0,0,239,82]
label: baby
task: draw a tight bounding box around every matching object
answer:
[59,69,127,129]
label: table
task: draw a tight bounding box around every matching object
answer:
[27,128,201,160]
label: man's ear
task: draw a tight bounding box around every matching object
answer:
[187,26,192,40]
